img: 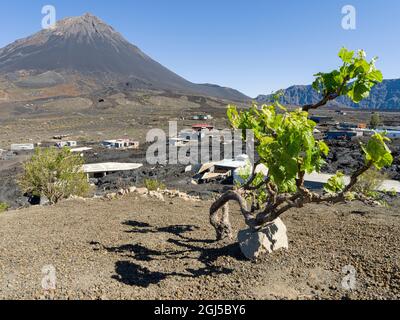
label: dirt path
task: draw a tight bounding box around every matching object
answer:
[0,195,399,300]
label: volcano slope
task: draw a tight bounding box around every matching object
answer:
[0,13,249,102]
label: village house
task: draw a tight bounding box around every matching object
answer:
[338,122,367,130]
[102,139,140,150]
[82,162,143,180]
[55,141,77,148]
[309,116,334,125]
[10,143,35,151]
[192,124,214,132]
[325,130,363,140]
[192,115,213,121]
[195,154,252,184]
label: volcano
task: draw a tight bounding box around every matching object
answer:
[0,13,248,101]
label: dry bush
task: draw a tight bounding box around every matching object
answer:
[144,179,166,191]
[19,147,90,204]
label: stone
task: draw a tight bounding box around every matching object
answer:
[149,191,165,202]
[168,190,180,198]
[117,189,126,196]
[178,192,187,198]
[105,193,117,200]
[135,188,148,195]
[40,196,50,206]
[128,186,136,193]
[237,218,288,260]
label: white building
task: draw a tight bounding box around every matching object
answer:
[197,154,253,184]
[102,139,140,149]
[56,141,77,148]
[82,162,143,179]
[10,144,35,151]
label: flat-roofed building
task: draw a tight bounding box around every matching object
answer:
[102,139,140,149]
[82,162,143,179]
[10,143,35,151]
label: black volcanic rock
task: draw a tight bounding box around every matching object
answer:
[0,13,248,101]
[256,79,400,110]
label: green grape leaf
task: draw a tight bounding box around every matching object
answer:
[324,172,346,194]
[362,133,393,170]
[339,47,355,63]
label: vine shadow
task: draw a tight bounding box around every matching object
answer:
[90,219,245,287]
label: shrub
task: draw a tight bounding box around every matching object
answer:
[144,179,166,191]
[18,147,89,205]
[370,113,382,129]
[0,202,9,213]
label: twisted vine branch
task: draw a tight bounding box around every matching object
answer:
[210,159,373,241]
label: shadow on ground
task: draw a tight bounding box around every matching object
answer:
[90,220,245,288]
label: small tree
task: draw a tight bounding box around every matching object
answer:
[370,112,382,129]
[210,48,393,240]
[144,179,166,191]
[19,147,89,205]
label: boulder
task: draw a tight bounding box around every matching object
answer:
[168,190,180,198]
[128,186,137,193]
[237,218,288,260]
[149,191,165,202]
[105,193,117,200]
[40,196,50,206]
[135,188,148,196]
[117,189,126,196]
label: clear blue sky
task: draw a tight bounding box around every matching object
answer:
[0,0,399,97]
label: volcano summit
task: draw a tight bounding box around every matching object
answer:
[0,13,248,101]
